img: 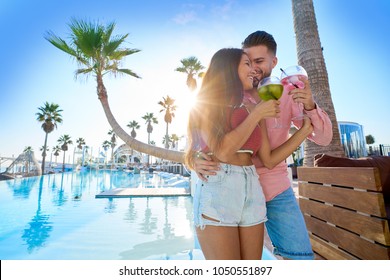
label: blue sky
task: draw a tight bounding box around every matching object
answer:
[1,0,389,162]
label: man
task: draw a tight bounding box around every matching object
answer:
[195,31,332,259]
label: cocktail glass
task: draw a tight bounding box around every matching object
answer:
[257,76,284,128]
[280,65,308,120]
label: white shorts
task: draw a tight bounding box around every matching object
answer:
[193,163,267,229]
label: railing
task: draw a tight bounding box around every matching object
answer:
[368,144,390,156]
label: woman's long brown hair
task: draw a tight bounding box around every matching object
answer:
[185,48,245,169]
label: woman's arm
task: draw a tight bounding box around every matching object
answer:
[258,116,313,169]
[210,100,280,162]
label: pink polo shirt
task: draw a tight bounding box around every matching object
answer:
[244,89,333,201]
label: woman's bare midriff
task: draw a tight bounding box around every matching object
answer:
[209,152,253,166]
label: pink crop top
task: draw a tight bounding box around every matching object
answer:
[198,105,261,155]
[230,105,261,154]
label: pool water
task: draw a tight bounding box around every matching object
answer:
[0,170,275,260]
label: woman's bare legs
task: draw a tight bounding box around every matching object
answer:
[196,225,241,260]
[239,223,264,260]
[196,223,265,260]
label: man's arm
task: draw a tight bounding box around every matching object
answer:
[303,105,333,146]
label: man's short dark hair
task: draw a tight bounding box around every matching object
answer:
[241,31,277,55]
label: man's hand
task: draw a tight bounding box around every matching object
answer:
[288,77,316,111]
[194,152,220,181]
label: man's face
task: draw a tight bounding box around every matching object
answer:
[244,45,277,88]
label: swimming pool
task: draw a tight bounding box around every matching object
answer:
[0,170,275,260]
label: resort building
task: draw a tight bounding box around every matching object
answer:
[338,121,367,158]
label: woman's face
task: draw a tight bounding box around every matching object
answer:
[238,53,254,91]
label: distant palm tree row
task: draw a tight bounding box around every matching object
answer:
[35,101,190,173]
[35,89,196,173]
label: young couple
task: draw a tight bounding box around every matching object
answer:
[185,31,332,260]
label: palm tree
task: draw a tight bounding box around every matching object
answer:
[102,140,111,166]
[57,134,73,172]
[127,120,140,164]
[45,18,184,163]
[127,120,140,138]
[23,146,34,174]
[53,146,61,164]
[292,0,344,166]
[142,113,158,165]
[175,56,205,91]
[162,136,172,149]
[141,113,158,144]
[170,134,180,150]
[36,102,63,174]
[158,95,177,149]
[108,130,116,165]
[76,137,86,150]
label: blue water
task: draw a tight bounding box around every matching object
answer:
[0,170,275,260]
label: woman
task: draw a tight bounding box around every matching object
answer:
[185,48,312,260]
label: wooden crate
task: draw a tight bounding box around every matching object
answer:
[298,167,390,260]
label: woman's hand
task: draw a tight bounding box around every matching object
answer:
[300,115,314,136]
[252,100,281,120]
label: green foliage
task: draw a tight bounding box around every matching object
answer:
[365,134,375,145]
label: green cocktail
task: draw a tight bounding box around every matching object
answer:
[258,84,284,101]
[257,76,284,128]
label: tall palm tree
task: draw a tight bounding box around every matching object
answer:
[292,0,345,166]
[175,56,205,91]
[141,112,158,144]
[45,18,184,163]
[76,137,86,150]
[158,95,177,149]
[57,134,73,172]
[36,102,63,174]
[127,120,140,138]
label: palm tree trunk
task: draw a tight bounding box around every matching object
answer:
[96,75,184,163]
[165,123,169,149]
[62,151,66,172]
[147,132,151,165]
[292,0,345,166]
[111,147,114,165]
[41,132,49,174]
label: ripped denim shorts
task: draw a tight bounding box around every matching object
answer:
[193,163,267,229]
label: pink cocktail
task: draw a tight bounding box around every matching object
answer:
[280,65,308,120]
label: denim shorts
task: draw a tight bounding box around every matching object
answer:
[193,163,267,229]
[265,187,314,260]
